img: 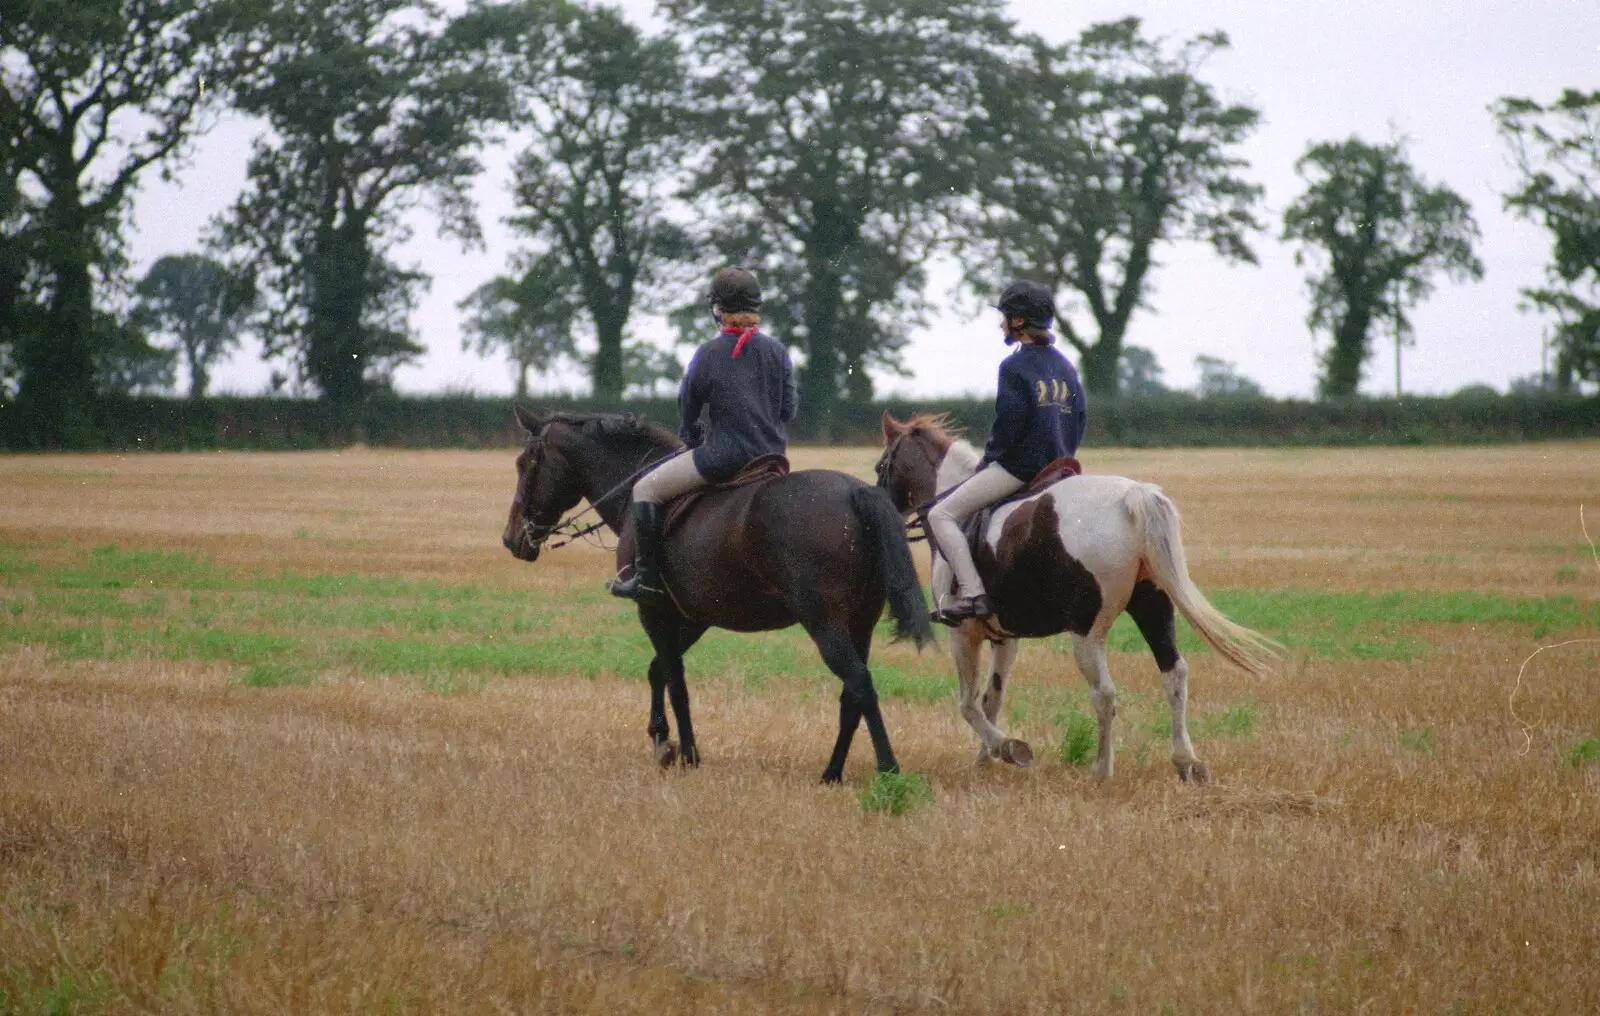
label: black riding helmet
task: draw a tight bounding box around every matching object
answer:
[708,266,762,314]
[995,279,1056,330]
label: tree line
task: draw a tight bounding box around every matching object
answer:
[2,0,1597,447]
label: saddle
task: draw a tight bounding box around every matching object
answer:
[662,454,791,536]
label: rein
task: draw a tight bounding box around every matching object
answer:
[516,441,688,553]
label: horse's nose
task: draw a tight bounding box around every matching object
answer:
[502,533,516,553]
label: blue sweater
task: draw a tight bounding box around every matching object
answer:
[982,343,1087,481]
[678,328,797,482]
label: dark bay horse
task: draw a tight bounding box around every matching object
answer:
[503,407,934,783]
[877,412,1279,783]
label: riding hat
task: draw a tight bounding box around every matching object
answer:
[708,267,762,314]
[995,280,1056,329]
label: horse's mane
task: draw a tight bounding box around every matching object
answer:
[901,412,980,476]
[903,412,961,449]
[541,411,679,447]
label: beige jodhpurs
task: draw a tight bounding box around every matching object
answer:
[926,462,1025,598]
[631,451,707,504]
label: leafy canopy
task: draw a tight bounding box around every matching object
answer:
[1282,137,1483,398]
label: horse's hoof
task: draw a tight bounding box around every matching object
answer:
[998,738,1034,768]
[654,740,678,768]
[1186,762,1212,785]
[820,768,843,785]
[679,746,701,768]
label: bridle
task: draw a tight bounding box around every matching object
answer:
[512,433,682,554]
[875,432,946,543]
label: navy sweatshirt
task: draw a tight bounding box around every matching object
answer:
[981,343,1087,481]
[678,328,797,482]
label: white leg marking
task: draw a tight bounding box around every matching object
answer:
[952,624,1008,758]
[1071,632,1118,781]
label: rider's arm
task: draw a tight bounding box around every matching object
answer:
[981,361,1028,466]
[779,347,798,423]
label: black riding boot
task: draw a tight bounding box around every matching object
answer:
[609,502,665,601]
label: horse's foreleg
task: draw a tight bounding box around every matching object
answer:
[1070,632,1118,781]
[954,626,1026,765]
[981,637,1031,767]
[643,611,704,769]
[664,658,699,767]
[647,656,675,767]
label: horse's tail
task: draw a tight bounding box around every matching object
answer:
[851,485,935,651]
[1125,484,1281,676]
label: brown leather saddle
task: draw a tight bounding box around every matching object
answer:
[662,454,791,536]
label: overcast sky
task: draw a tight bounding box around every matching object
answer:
[129,0,1600,400]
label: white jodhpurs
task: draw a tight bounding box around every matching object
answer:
[631,451,707,504]
[926,462,1025,598]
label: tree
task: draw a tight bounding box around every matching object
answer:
[93,314,175,395]
[215,0,506,407]
[133,254,255,398]
[1282,137,1484,398]
[1118,344,1171,398]
[663,0,1009,437]
[620,340,683,399]
[458,259,580,398]
[968,18,1263,398]
[1494,89,1600,390]
[0,0,227,443]
[456,0,696,400]
[1193,353,1262,398]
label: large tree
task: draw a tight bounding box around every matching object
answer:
[968,18,1263,397]
[1494,89,1600,390]
[0,0,226,443]
[456,0,696,400]
[1282,137,1483,398]
[134,253,256,398]
[663,0,1009,437]
[215,0,506,406]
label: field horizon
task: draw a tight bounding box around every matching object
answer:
[3,442,1598,1013]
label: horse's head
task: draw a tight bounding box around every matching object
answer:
[503,406,587,562]
[875,410,957,514]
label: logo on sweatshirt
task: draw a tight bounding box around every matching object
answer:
[1035,378,1076,413]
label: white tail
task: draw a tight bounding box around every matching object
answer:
[1124,485,1281,676]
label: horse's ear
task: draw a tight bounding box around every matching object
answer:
[881,410,906,445]
[513,405,545,435]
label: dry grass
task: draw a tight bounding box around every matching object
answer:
[2,443,1598,1013]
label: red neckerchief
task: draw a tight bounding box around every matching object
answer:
[721,325,758,358]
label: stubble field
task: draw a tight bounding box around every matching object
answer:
[1,441,1598,1014]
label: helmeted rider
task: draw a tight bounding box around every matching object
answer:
[609,266,798,601]
[927,280,1087,624]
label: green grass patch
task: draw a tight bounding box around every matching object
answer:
[238,661,316,688]
[1567,737,1600,767]
[1056,706,1097,766]
[860,771,932,816]
[1399,728,1435,753]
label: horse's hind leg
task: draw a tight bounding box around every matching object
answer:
[1070,632,1119,782]
[812,624,897,783]
[1126,580,1208,783]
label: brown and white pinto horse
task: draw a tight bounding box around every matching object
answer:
[877,412,1279,782]
[504,407,934,783]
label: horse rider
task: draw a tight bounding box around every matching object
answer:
[926,279,1087,624]
[609,266,798,601]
